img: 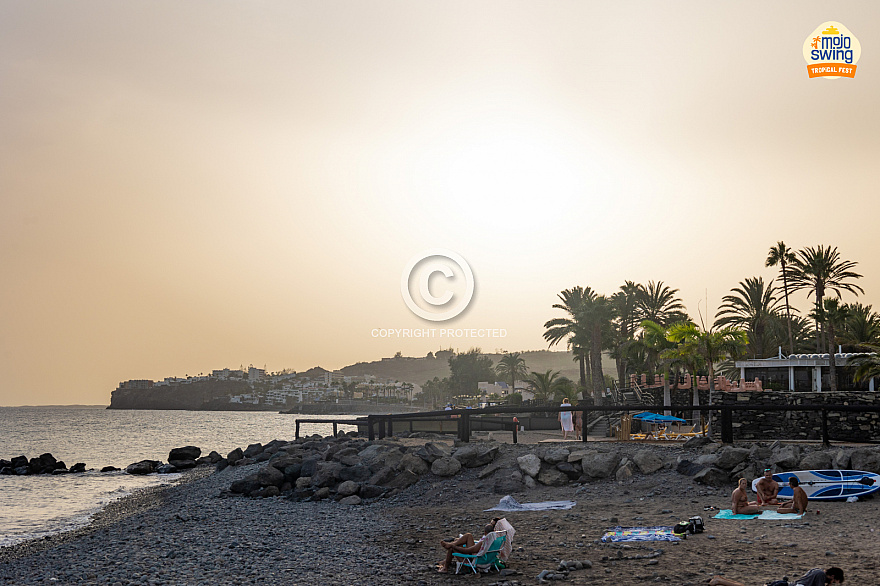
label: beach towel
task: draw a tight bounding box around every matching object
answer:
[601,526,681,543]
[493,518,515,561]
[713,509,805,520]
[485,495,576,512]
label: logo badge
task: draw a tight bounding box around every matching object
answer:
[400,249,474,322]
[804,21,860,79]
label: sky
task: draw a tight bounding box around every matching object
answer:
[2,1,879,405]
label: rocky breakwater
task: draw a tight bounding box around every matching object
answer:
[675,436,880,487]
[124,446,223,475]
[0,453,87,475]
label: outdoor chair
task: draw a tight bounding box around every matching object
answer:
[452,530,507,574]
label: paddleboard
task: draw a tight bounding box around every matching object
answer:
[750,470,880,501]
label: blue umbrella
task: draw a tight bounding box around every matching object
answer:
[633,412,686,423]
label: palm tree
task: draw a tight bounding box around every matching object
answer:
[841,303,880,350]
[582,294,613,400]
[641,320,676,414]
[610,281,641,388]
[527,370,572,404]
[544,286,594,390]
[820,298,850,392]
[789,245,864,351]
[765,241,797,355]
[636,281,688,326]
[495,352,529,396]
[848,344,880,385]
[714,277,782,359]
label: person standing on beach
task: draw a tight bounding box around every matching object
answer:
[731,477,762,515]
[755,468,780,505]
[778,476,809,515]
[558,398,574,440]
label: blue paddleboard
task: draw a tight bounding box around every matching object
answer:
[751,469,880,501]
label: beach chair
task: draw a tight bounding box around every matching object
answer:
[452,530,507,574]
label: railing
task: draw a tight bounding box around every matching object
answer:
[294,418,360,439]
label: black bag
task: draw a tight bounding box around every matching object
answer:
[765,580,789,586]
[688,516,704,534]
[672,521,690,535]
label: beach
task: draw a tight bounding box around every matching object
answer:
[2,435,879,585]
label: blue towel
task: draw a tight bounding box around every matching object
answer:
[713,509,804,520]
[601,526,681,542]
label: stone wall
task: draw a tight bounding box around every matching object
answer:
[713,391,880,442]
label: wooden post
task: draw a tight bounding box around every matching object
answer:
[721,408,733,444]
[378,416,385,439]
[582,408,589,443]
[332,422,338,438]
[458,412,470,442]
[512,418,518,444]
[367,415,375,440]
[295,419,300,439]
[822,409,830,446]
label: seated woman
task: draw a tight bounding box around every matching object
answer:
[437,519,499,573]
[732,477,762,515]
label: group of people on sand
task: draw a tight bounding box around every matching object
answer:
[732,469,809,516]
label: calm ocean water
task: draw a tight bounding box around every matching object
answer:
[0,407,357,548]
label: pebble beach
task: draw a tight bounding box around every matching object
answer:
[2,434,880,586]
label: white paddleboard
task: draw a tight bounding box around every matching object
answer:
[750,469,880,501]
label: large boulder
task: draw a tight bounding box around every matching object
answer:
[331,448,361,467]
[243,443,264,458]
[336,480,360,497]
[431,457,461,477]
[255,465,285,487]
[850,448,880,474]
[632,450,664,475]
[684,436,715,449]
[676,459,705,476]
[493,470,524,494]
[338,465,371,483]
[230,476,261,494]
[715,447,750,470]
[125,460,160,475]
[542,447,571,465]
[399,453,429,475]
[226,448,244,465]
[339,495,362,506]
[69,463,86,474]
[416,442,452,463]
[168,459,197,470]
[311,462,343,488]
[537,468,569,487]
[367,466,395,486]
[770,445,801,470]
[453,444,499,468]
[555,462,581,481]
[517,454,541,478]
[832,449,851,470]
[385,469,420,489]
[616,461,634,482]
[799,451,833,470]
[360,484,385,499]
[749,445,772,462]
[580,451,620,479]
[168,446,201,461]
[693,467,730,487]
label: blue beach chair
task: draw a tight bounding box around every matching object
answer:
[452,530,507,574]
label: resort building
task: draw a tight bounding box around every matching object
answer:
[735,352,876,392]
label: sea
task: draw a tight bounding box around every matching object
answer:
[0,406,358,548]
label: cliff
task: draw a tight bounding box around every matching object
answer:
[108,380,254,410]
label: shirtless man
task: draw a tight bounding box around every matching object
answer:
[778,476,809,515]
[755,468,780,505]
[732,477,762,515]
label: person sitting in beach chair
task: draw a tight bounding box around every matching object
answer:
[437,517,514,574]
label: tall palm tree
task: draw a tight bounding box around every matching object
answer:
[789,245,864,351]
[610,281,641,388]
[637,281,688,326]
[527,370,572,404]
[582,294,614,400]
[820,298,850,392]
[765,241,797,355]
[641,320,676,414]
[495,352,529,396]
[714,277,782,359]
[544,286,594,391]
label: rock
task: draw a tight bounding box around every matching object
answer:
[695,454,720,467]
[339,495,362,505]
[100,466,120,472]
[832,448,850,470]
[453,444,499,468]
[479,462,504,479]
[168,446,201,461]
[331,447,361,467]
[770,445,801,470]
[338,464,371,482]
[568,450,589,463]
[493,470,524,494]
[632,450,664,475]
[416,442,452,463]
[615,462,634,482]
[300,458,319,477]
[255,465,285,487]
[295,477,312,489]
[226,448,244,465]
[399,453,429,475]
[730,462,758,483]
[385,469,420,489]
[69,463,86,473]
[581,451,620,479]
[230,476,261,494]
[523,475,536,489]
[125,460,159,475]
[850,448,880,474]
[677,459,705,476]
[168,459,197,470]
[243,443,264,458]
[800,451,833,470]
[715,447,750,470]
[684,436,715,449]
[431,457,461,477]
[314,487,331,500]
[311,462,343,488]
[749,445,772,462]
[368,466,395,486]
[555,461,580,480]
[336,480,359,497]
[693,467,730,487]
[542,447,571,465]
[359,484,385,499]
[537,468,569,486]
[207,450,223,463]
[261,485,281,498]
[517,454,541,478]
[156,464,177,474]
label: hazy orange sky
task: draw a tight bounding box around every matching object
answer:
[2,2,878,405]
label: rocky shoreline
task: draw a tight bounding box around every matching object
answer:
[2,435,880,585]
